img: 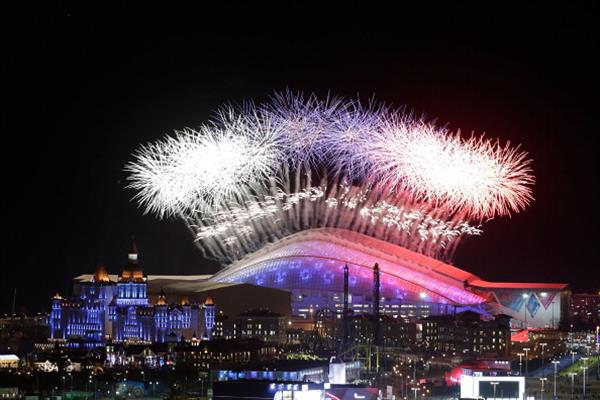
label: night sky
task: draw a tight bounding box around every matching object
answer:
[3,2,599,314]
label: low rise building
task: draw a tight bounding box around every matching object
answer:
[232,309,288,344]
[0,354,19,368]
[349,314,417,347]
[422,311,511,356]
[570,293,600,328]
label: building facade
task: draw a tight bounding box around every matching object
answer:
[231,309,288,344]
[421,311,511,356]
[570,293,600,328]
[348,315,417,347]
[49,243,216,346]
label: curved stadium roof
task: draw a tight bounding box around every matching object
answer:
[211,228,487,305]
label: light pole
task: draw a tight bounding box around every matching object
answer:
[490,381,499,399]
[540,342,548,379]
[412,359,417,394]
[582,356,589,400]
[571,351,577,366]
[62,375,66,395]
[552,360,560,399]
[540,377,547,400]
[582,366,588,399]
[411,387,419,400]
[523,347,531,376]
[399,373,404,399]
[517,352,525,376]
[568,372,576,400]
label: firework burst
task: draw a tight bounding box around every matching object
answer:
[126,91,534,263]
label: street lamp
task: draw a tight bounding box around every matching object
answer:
[411,387,419,400]
[523,347,531,376]
[490,381,499,399]
[552,360,560,399]
[571,351,577,366]
[540,342,548,379]
[581,357,589,400]
[582,366,588,399]
[540,377,548,400]
[517,352,525,376]
[568,372,577,400]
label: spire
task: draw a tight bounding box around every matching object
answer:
[156,288,167,306]
[372,263,381,347]
[128,238,138,263]
[120,237,144,281]
[343,264,349,352]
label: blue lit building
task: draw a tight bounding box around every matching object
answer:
[49,265,115,345]
[49,242,216,346]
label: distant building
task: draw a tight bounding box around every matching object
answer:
[511,329,567,357]
[570,293,600,327]
[214,314,231,340]
[232,309,288,344]
[186,338,279,369]
[0,354,19,369]
[0,314,48,355]
[48,242,216,346]
[421,311,511,356]
[349,315,417,347]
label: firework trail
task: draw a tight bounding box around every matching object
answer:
[126,91,534,263]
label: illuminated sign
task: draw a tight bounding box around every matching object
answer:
[461,375,525,400]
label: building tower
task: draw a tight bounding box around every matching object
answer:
[154,288,168,343]
[116,241,148,307]
[49,293,63,339]
[204,297,215,340]
[114,240,149,341]
[343,264,349,351]
[372,263,380,347]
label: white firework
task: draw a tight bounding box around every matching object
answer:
[126,121,281,218]
[368,117,534,218]
[126,92,534,263]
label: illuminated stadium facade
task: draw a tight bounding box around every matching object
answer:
[208,228,567,328]
[125,93,567,330]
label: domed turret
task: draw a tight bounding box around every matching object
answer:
[156,288,167,306]
[93,265,110,283]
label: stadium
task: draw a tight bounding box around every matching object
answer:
[211,228,568,328]
[125,92,568,329]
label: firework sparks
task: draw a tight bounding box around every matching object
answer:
[126,91,534,263]
[368,120,534,217]
[126,120,281,217]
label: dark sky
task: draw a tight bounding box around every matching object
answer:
[3,2,599,314]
